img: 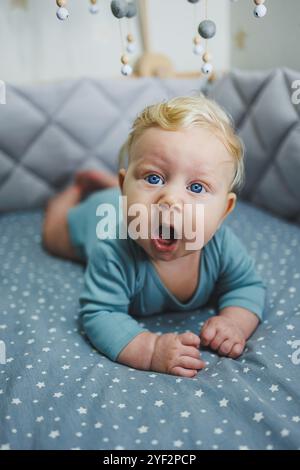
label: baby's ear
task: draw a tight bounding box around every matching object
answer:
[225,192,237,216]
[218,192,237,229]
[118,168,126,192]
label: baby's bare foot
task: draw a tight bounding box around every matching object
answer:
[75,170,119,198]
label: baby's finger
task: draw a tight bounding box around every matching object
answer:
[228,342,244,359]
[179,332,200,348]
[210,331,229,351]
[179,355,206,370]
[170,367,198,378]
[181,345,201,359]
[200,323,216,346]
[218,339,234,356]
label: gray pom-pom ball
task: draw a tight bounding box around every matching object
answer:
[198,20,216,39]
[187,0,200,3]
[111,0,128,19]
[126,2,137,18]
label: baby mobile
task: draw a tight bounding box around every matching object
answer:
[55,0,268,77]
[188,0,267,75]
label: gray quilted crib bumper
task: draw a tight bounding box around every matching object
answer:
[1,70,300,450]
[0,68,299,225]
[0,77,205,212]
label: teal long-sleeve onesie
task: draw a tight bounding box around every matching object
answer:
[67,187,266,362]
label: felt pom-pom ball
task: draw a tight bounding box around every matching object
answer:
[198,20,216,39]
[201,62,213,75]
[126,42,136,54]
[56,7,69,21]
[193,44,204,55]
[121,64,133,76]
[111,0,128,19]
[253,4,267,18]
[187,0,200,3]
[89,4,99,14]
[126,2,137,18]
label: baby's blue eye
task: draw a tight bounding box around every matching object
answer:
[145,174,164,185]
[189,182,206,194]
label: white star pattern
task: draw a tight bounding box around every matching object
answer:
[11,398,22,405]
[180,411,191,418]
[1,208,300,450]
[214,428,223,435]
[253,412,264,423]
[219,398,229,407]
[174,440,183,448]
[0,444,10,450]
[36,382,45,389]
[154,400,164,407]
[138,426,148,434]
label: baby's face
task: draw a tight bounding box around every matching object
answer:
[119,126,237,262]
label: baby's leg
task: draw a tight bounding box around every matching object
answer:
[42,170,119,262]
[42,185,83,262]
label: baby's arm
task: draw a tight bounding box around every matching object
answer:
[116,331,158,370]
[200,226,266,358]
[118,331,205,378]
[200,306,259,358]
[80,242,205,377]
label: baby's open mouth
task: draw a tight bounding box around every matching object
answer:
[153,223,178,245]
[151,223,180,253]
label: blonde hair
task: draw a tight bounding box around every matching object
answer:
[118,94,245,194]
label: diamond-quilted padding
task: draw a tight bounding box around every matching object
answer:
[275,124,300,201]
[0,165,54,212]
[0,77,204,212]
[251,165,300,220]
[250,72,299,153]
[0,87,47,162]
[55,80,122,149]
[21,124,86,188]
[206,74,247,125]
[14,79,81,117]
[207,68,300,225]
[0,150,15,186]
[230,69,272,109]
[239,118,268,196]
[93,119,132,173]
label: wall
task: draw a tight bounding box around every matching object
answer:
[1,0,298,86]
[230,0,300,72]
[0,0,230,85]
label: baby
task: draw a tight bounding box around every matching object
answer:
[42,95,266,378]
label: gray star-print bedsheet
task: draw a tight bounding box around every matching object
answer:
[0,200,300,450]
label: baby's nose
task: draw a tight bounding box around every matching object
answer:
[157,194,183,212]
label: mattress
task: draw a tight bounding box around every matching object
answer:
[0,199,300,450]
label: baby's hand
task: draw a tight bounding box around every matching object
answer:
[150,332,206,378]
[200,316,246,358]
